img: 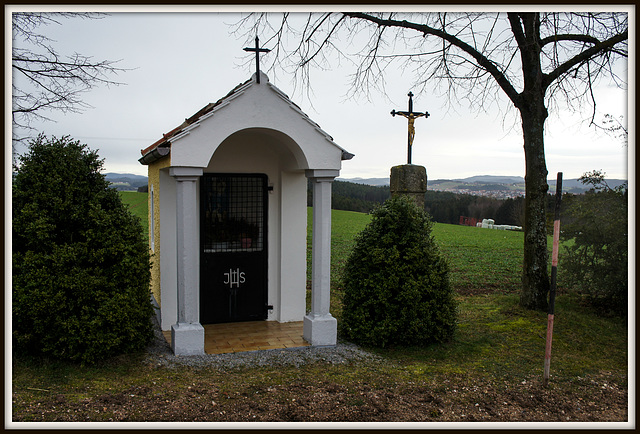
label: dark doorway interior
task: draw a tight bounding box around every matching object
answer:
[200,173,269,324]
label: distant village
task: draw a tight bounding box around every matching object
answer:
[428,182,525,200]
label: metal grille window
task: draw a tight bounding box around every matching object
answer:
[201,174,267,253]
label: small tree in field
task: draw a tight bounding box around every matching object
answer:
[560,171,628,316]
[340,195,456,348]
[12,135,154,364]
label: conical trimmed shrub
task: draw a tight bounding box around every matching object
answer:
[340,195,456,348]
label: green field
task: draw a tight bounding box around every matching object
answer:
[319,208,528,295]
[120,191,149,238]
[308,207,534,322]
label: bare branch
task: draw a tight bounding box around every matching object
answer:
[11,12,126,136]
[342,12,522,105]
[540,33,599,46]
[300,14,347,69]
[543,30,628,88]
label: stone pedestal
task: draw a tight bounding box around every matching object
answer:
[303,314,337,346]
[171,322,205,356]
[390,164,427,207]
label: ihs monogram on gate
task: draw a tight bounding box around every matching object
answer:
[224,268,246,288]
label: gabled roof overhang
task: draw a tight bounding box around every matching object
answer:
[138,73,354,166]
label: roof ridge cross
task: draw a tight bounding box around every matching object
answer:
[243,36,271,84]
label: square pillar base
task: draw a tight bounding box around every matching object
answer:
[171,322,205,356]
[303,314,337,346]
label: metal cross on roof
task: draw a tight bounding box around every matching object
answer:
[244,36,271,84]
[391,92,430,164]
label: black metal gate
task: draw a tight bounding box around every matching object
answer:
[200,173,268,324]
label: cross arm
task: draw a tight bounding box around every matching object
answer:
[243,47,271,54]
[391,110,429,118]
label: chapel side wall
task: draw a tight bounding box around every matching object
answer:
[147,157,170,310]
[278,171,307,322]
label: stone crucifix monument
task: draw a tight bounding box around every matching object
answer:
[390,92,429,207]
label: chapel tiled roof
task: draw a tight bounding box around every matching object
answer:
[139,73,352,165]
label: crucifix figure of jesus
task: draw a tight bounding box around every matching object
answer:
[391,92,430,164]
[244,36,271,84]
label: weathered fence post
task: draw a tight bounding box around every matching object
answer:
[543,172,563,388]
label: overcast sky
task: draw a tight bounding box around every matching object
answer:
[8,7,631,181]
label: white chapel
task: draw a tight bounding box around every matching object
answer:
[139,70,353,355]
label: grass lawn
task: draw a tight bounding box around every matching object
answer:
[11,201,629,423]
[119,191,149,238]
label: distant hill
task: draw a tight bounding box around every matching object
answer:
[455,175,525,184]
[339,175,627,194]
[105,173,148,191]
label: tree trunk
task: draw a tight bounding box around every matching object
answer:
[509,13,551,311]
[520,100,550,311]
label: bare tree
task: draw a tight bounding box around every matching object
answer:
[238,11,628,310]
[11,12,125,141]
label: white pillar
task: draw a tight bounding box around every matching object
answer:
[303,169,339,346]
[169,167,205,355]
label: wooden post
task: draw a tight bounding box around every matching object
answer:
[543,172,563,387]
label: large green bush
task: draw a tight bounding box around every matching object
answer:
[12,135,154,364]
[560,171,628,316]
[340,195,457,348]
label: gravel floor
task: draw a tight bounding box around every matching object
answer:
[143,317,383,371]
